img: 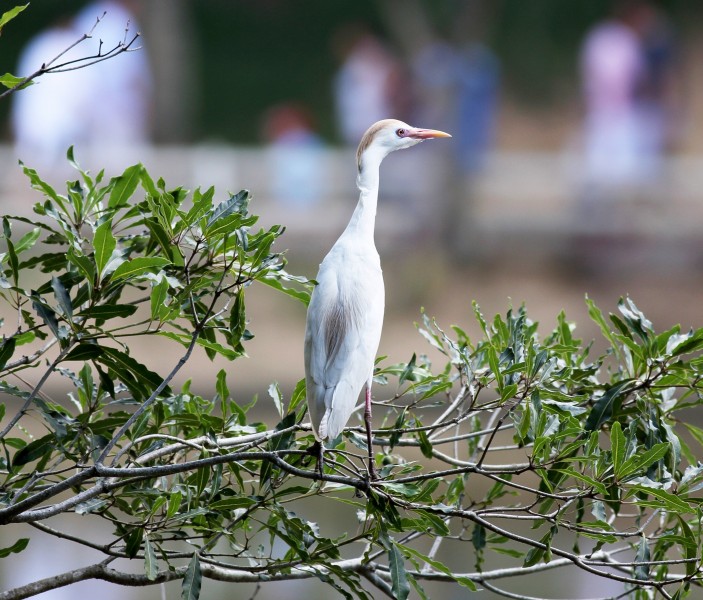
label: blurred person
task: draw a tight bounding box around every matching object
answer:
[262,103,326,208]
[11,1,152,173]
[332,24,406,145]
[73,0,153,147]
[412,40,459,135]
[413,38,499,257]
[10,15,87,171]
[412,38,499,175]
[456,44,499,175]
[580,4,646,196]
[631,2,680,160]
[573,0,680,273]
[578,1,677,206]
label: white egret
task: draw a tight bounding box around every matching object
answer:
[304,118,451,479]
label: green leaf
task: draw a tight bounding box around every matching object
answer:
[397,543,477,591]
[14,227,40,254]
[31,299,60,339]
[676,515,697,577]
[209,497,256,511]
[205,190,250,228]
[472,524,486,552]
[125,528,143,558]
[0,538,29,558]
[167,491,182,519]
[0,4,29,31]
[268,382,284,418]
[67,248,96,285]
[111,257,171,281]
[387,539,410,600]
[260,412,297,489]
[523,546,545,568]
[610,421,626,477]
[618,297,653,342]
[413,509,450,536]
[158,331,241,360]
[0,72,32,90]
[552,469,607,495]
[0,336,17,370]
[617,443,669,480]
[93,221,116,278]
[633,536,650,580]
[228,288,246,346]
[627,485,691,514]
[12,434,54,467]
[109,164,143,208]
[379,482,422,498]
[144,217,174,254]
[584,380,633,432]
[194,336,239,361]
[399,353,417,384]
[259,272,311,306]
[181,553,202,600]
[417,429,433,459]
[150,278,170,321]
[64,343,103,361]
[3,217,19,286]
[95,346,168,401]
[77,304,138,320]
[288,377,306,414]
[75,498,108,515]
[586,296,619,350]
[51,276,73,318]
[144,535,158,581]
[216,368,229,403]
[523,528,555,567]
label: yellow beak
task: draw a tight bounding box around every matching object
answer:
[408,128,452,139]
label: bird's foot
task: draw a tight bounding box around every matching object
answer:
[307,441,324,479]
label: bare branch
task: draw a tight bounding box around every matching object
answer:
[0,12,141,101]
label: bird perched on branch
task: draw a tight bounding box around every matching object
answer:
[305,118,451,479]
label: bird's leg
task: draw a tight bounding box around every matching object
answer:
[364,383,378,480]
[308,440,324,479]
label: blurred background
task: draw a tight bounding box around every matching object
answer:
[2,0,703,598]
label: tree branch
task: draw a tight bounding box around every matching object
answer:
[0,13,141,101]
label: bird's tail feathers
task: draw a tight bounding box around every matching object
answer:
[316,386,336,440]
[320,384,359,441]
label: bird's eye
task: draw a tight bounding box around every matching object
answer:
[396,128,406,137]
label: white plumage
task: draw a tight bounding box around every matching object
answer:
[304,119,451,477]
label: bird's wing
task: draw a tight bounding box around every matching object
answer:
[305,249,384,440]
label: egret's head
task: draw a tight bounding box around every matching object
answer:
[356,119,451,173]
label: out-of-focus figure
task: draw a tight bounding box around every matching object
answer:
[332,24,405,145]
[455,43,499,175]
[262,103,325,208]
[581,8,646,193]
[11,0,152,173]
[414,39,498,174]
[73,1,152,147]
[579,0,678,206]
[573,0,680,273]
[10,15,85,171]
[631,2,679,162]
[412,38,499,257]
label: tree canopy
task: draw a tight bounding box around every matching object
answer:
[0,155,703,600]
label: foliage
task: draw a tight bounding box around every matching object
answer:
[2,158,703,600]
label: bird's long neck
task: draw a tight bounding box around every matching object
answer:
[342,158,381,243]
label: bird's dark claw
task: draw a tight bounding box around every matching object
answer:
[307,441,324,479]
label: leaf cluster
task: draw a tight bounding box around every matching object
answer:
[2,157,703,600]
